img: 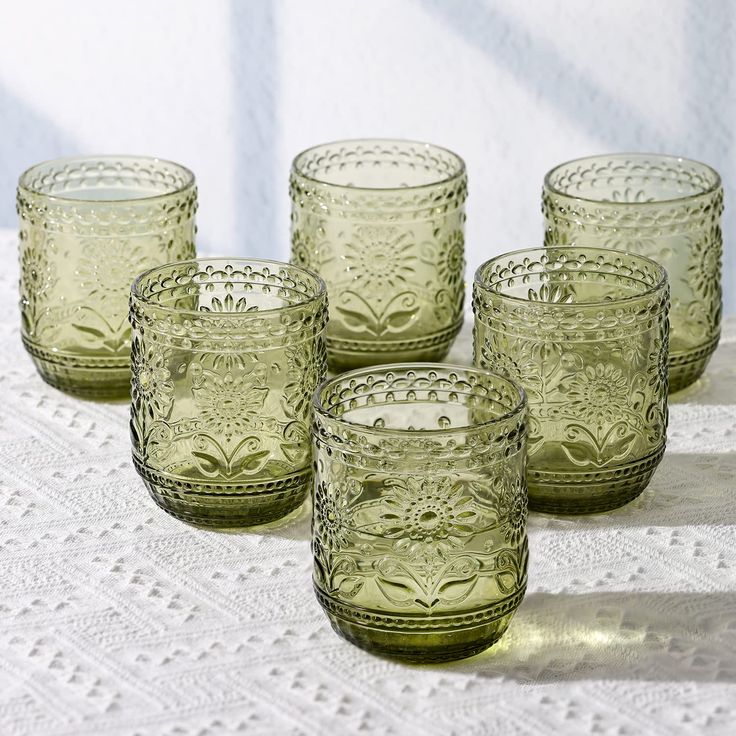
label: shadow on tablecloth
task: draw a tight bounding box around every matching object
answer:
[445,590,736,684]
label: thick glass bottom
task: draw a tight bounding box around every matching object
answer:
[23,337,131,400]
[133,458,311,527]
[528,444,665,514]
[326,319,463,371]
[314,584,525,663]
[669,336,718,393]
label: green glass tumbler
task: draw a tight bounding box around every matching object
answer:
[290,139,467,370]
[543,154,723,393]
[17,155,197,399]
[312,364,528,662]
[130,258,328,527]
[474,247,669,514]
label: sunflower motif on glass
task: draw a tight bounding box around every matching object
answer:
[313,478,360,553]
[374,476,478,548]
[77,240,158,310]
[559,362,631,426]
[344,225,416,290]
[486,471,527,546]
[687,226,721,303]
[193,371,269,440]
[131,336,174,420]
[435,230,465,288]
[20,230,56,308]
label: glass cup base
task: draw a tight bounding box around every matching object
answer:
[24,338,130,400]
[315,584,525,663]
[326,319,463,371]
[669,337,719,393]
[133,459,311,527]
[528,444,666,514]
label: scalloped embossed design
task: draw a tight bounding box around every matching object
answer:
[542,154,722,392]
[17,156,197,398]
[130,258,328,527]
[290,140,467,369]
[311,364,528,662]
[474,247,669,514]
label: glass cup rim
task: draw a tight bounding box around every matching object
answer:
[290,138,467,194]
[474,245,668,310]
[131,256,328,319]
[543,152,722,206]
[17,154,196,204]
[313,362,527,437]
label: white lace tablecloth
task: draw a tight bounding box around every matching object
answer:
[1,228,735,736]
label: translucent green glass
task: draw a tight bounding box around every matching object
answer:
[543,154,722,393]
[312,364,528,662]
[473,247,669,514]
[290,139,467,371]
[130,258,328,527]
[17,155,197,399]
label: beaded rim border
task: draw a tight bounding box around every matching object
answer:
[312,362,527,439]
[18,154,196,205]
[131,257,328,321]
[474,245,668,310]
[291,138,466,194]
[543,152,722,207]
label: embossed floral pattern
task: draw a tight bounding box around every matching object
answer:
[77,240,157,308]
[488,473,527,546]
[542,154,722,393]
[560,363,630,425]
[20,230,55,307]
[290,140,467,366]
[687,227,721,302]
[527,282,575,304]
[130,258,327,526]
[436,230,465,288]
[131,337,174,419]
[310,364,527,658]
[376,476,477,546]
[474,246,668,512]
[282,342,321,419]
[344,225,416,290]
[193,371,269,440]
[290,229,312,269]
[199,293,254,313]
[314,478,360,552]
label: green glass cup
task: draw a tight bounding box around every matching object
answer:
[17,155,197,399]
[130,258,328,527]
[290,139,467,371]
[543,153,723,393]
[312,364,528,663]
[474,247,669,514]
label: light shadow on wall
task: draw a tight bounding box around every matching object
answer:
[229,1,278,258]
[418,0,670,149]
[419,0,735,311]
[0,84,79,229]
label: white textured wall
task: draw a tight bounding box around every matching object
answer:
[1,0,733,309]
